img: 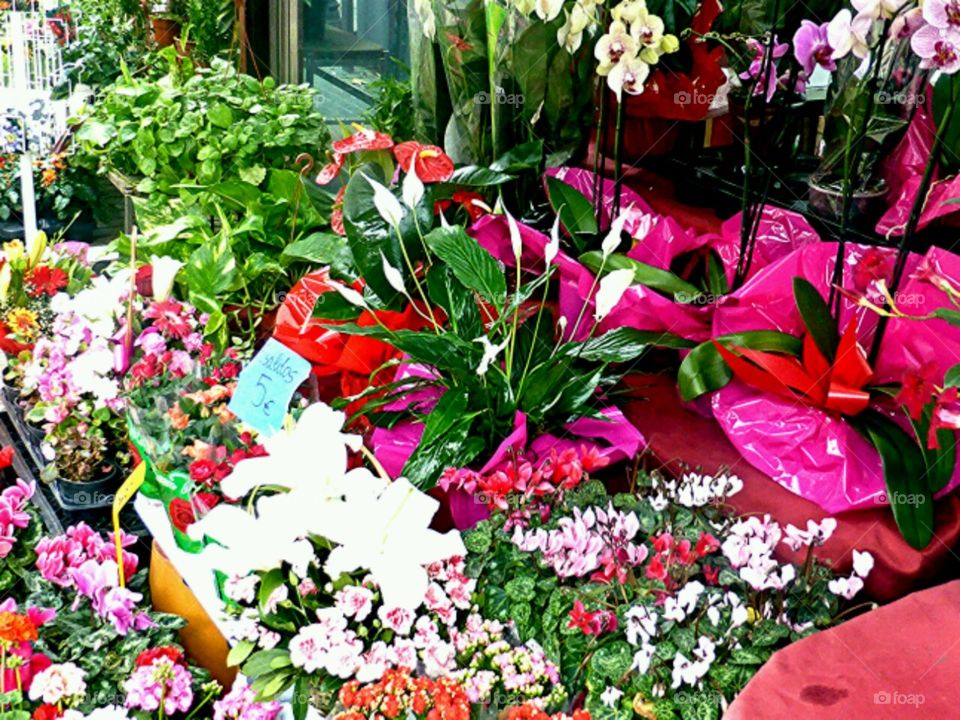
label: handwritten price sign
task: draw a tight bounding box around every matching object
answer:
[228,339,311,436]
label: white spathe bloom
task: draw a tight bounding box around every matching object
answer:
[601,212,629,257]
[593,268,634,321]
[852,550,874,578]
[330,280,370,309]
[600,687,624,708]
[474,335,509,376]
[545,214,561,267]
[535,0,564,21]
[220,402,362,500]
[402,156,425,210]
[381,252,408,296]
[506,210,523,261]
[149,255,183,302]
[322,477,466,609]
[363,174,405,226]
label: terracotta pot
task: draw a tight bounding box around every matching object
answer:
[151,17,181,49]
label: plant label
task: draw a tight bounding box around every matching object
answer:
[228,339,311,437]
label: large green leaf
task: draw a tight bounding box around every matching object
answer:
[572,327,695,363]
[331,324,480,374]
[581,251,702,300]
[793,277,838,361]
[449,166,513,186]
[401,388,485,488]
[182,237,238,309]
[905,405,958,494]
[424,225,507,305]
[852,410,933,549]
[426,264,483,338]
[491,140,544,173]
[678,331,803,401]
[945,363,960,388]
[934,308,960,328]
[281,231,355,279]
[546,176,598,239]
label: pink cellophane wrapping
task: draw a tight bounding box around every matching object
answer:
[711,242,960,513]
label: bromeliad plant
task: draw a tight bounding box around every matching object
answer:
[315,158,654,489]
[679,277,958,549]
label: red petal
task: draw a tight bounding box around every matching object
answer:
[316,154,345,185]
[332,129,394,154]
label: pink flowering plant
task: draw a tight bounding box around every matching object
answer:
[461,468,875,720]
[0,474,42,597]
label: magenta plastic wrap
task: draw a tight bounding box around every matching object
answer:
[711,242,960,512]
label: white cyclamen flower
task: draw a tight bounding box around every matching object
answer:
[363,174,405,226]
[852,549,874,578]
[600,687,624,708]
[593,268,634,321]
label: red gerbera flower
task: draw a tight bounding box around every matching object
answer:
[24,265,68,297]
[393,141,455,183]
[143,299,192,339]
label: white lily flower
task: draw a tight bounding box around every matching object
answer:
[473,335,509,376]
[149,255,183,302]
[545,214,561,266]
[329,281,369,309]
[601,212,629,258]
[381,252,407,296]
[220,402,363,500]
[363,174,405,226]
[506,210,523,261]
[321,477,467,610]
[593,268,634,321]
[402,156,425,210]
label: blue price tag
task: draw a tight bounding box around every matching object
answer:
[228,339,311,436]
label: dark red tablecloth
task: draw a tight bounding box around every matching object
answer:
[725,580,960,719]
[622,374,960,601]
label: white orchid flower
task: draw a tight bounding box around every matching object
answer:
[402,156,425,210]
[535,0,564,22]
[828,9,872,61]
[149,255,183,302]
[595,21,638,75]
[363,174,405,226]
[607,55,650,101]
[322,477,467,610]
[593,268,634,322]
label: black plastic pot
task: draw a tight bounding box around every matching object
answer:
[54,462,120,509]
[2,385,19,406]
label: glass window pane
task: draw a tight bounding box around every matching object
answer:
[301,0,408,123]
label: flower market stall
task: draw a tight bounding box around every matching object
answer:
[0,0,960,718]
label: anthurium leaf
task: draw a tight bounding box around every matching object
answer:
[449,166,513,186]
[678,331,803,401]
[934,308,960,328]
[852,410,933,550]
[581,251,702,301]
[546,176,598,240]
[572,328,696,363]
[793,277,838,361]
[426,264,483,338]
[424,225,507,306]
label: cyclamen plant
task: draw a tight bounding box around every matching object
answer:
[462,469,874,720]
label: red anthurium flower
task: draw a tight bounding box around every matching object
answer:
[331,186,347,236]
[316,154,346,186]
[393,141,455,183]
[332,128,394,155]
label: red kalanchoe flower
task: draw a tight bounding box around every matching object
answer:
[135,646,186,668]
[393,141,455,183]
[24,265,68,297]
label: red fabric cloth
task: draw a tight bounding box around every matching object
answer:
[726,580,960,719]
[621,374,960,602]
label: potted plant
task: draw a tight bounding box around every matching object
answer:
[148,0,188,48]
[39,420,122,508]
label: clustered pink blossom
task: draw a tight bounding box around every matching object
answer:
[512,503,647,582]
[439,445,609,512]
[721,515,797,592]
[213,678,282,720]
[123,656,195,716]
[0,479,35,559]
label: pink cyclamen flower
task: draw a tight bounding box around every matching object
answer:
[911,25,960,72]
[124,657,195,716]
[794,20,837,74]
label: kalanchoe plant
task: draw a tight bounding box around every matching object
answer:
[462,468,874,720]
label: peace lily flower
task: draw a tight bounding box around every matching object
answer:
[594,268,635,322]
[330,280,370,309]
[545,215,561,267]
[363,174,405,226]
[149,255,183,302]
[402,156,425,210]
[474,335,509,376]
[506,210,523,261]
[321,477,467,610]
[601,211,630,258]
[595,22,639,76]
[607,55,650,101]
[381,252,408,297]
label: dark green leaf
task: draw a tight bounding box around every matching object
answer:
[546,176,598,239]
[282,231,356,279]
[424,225,507,305]
[793,277,838,361]
[946,363,960,388]
[934,308,960,328]
[581,251,702,300]
[449,165,513,186]
[491,140,544,172]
